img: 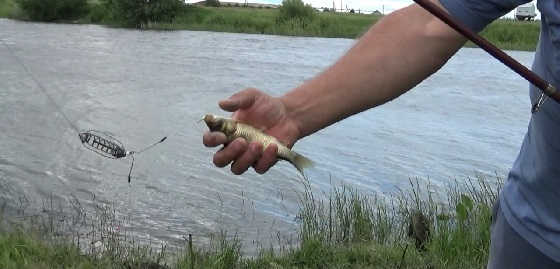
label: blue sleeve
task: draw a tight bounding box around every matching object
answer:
[439,0,532,32]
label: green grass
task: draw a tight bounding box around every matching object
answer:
[0,0,16,18]
[150,6,379,39]
[474,19,541,51]
[0,0,541,51]
[156,6,540,51]
[0,175,502,268]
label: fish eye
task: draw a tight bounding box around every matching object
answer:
[203,114,213,122]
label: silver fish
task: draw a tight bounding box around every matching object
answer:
[204,114,313,175]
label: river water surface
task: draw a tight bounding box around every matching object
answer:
[0,19,534,249]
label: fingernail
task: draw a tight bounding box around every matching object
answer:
[223,99,239,106]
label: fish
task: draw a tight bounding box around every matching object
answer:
[203,114,313,175]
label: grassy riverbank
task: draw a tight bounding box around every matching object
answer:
[476,19,540,51]
[0,0,540,51]
[150,7,378,39]
[148,7,541,51]
[1,176,500,268]
[0,0,16,17]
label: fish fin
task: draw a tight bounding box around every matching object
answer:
[291,152,313,175]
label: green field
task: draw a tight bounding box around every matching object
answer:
[149,6,542,52]
[1,176,500,268]
[0,0,541,51]
[476,19,540,51]
[0,0,16,17]
[151,6,379,39]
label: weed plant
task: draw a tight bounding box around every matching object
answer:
[1,174,502,268]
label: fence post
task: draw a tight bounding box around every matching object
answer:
[189,234,194,269]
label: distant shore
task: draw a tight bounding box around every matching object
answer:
[0,0,540,51]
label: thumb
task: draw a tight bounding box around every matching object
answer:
[219,88,259,112]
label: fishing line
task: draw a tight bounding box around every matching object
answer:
[1,38,167,183]
[135,136,168,154]
[1,39,80,133]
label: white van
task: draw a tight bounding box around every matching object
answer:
[515,3,537,21]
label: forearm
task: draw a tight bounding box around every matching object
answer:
[281,1,466,138]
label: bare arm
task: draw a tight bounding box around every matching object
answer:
[204,1,467,175]
[282,1,466,138]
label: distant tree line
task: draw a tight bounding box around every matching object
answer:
[204,0,220,7]
[278,0,314,22]
[276,0,315,29]
[101,0,185,28]
[14,0,317,29]
[15,0,186,27]
[15,0,89,21]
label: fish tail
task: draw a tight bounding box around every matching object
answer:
[290,152,313,175]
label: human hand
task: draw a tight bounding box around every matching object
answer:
[203,88,301,175]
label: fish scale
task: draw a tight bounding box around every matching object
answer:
[235,123,294,160]
[204,114,313,176]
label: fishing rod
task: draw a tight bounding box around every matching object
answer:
[413,0,559,113]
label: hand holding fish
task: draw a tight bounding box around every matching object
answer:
[203,88,304,175]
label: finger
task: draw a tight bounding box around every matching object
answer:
[219,88,259,112]
[231,142,262,175]
[203,132,228,147]
[213,138,247,168]
[254,144,278,174]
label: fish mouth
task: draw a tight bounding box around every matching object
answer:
[203,114,214,123]
[203,114,222,131]
[203,114,214,126]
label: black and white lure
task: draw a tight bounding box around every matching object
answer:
[2,39,168,184]
[79,130,167,183]
[79,130,127,159]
